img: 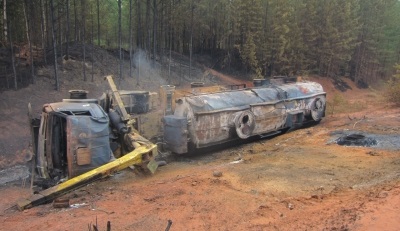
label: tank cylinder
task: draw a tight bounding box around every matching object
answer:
[109,109,129,134]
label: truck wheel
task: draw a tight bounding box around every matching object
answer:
[235,111,256,139]
[311,97,326,121]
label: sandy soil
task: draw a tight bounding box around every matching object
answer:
[0,48,399,230]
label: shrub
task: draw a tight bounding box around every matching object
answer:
[327,93,346,115]
[385,64,400,105]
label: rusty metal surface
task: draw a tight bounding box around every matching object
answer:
[166,81,326,153]
[119,90,151,114]
[183,81,324,114]
[36,102,112,179]
[66,114,111,178]
[76,148,91,165]
[135,111,162,141]
[163,115,188,154]
[106,75,131,122]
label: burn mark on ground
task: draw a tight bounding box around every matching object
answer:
[331,130,400,150]
[336,134,377,147]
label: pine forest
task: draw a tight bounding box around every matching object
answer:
[1,0,400,90]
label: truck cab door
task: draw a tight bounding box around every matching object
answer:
[66,116,111,178]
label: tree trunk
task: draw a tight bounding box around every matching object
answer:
[97,0,100,46]
[3,0,7,44]
[81,0,86,81]
[58,2,63,66]
[168,0,172,83]
[7,14,17,90]
[118,0,122,81]
[50,0,59,90]
[160,0,164,51]
[153,0,157,63]
[45,0,50,47]
[9,32,17,90]
[91,6,94,82]
[23,2,29,43]
[168,0,172,82]
[74,0,78,41]
[40,0,47,65]
[129,0,133,78]
[189,0,194,80]
[29,0,35,83]
[24,0,35,84]
[137,50,140,86]
[65,0,70,60]
[137,0,142,48]
[146,0,150,56]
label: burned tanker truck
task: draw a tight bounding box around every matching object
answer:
[18,76,325,210]
[163,77,326,153]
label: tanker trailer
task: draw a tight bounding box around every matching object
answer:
[163,79,326,154]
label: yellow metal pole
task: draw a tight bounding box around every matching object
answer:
[17,143,157,211]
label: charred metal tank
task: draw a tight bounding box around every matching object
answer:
[163,80,326,154]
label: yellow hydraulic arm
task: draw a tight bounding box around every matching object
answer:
[17,135,157,211]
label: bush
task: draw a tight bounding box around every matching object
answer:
[386,81,400,105]
[385,64,400,105]
[327,93,346,115]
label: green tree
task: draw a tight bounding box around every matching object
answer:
[350,0,400,86]
[235,0,263,77]
[299,0,319,72]
[240,32,261,76]
[313,0,359,77]
[263,0,296,76]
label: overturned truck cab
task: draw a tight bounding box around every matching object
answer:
[35,102,113,181]
[18,76,158,210]
[164,80,326,154]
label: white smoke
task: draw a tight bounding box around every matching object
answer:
[131,49,167,91]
